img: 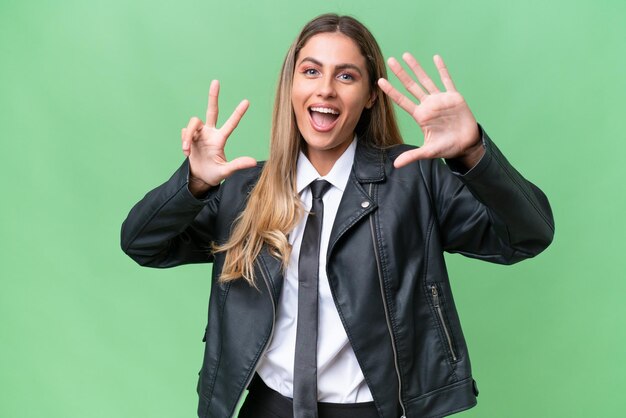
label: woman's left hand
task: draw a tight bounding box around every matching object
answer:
[378,53,484,169]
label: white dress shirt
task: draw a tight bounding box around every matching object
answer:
[256,138,373,402]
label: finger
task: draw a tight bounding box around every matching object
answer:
[393,146,438,168]
[185,117,204,142]
[433,55,457,92]
[387,57,426,101]
[377,78,417,116]
[220,99,249,139]
[181,128,190,156]
[220,156,257,178]
[205,80,220,128]
[182,117,204,155]
[402,52,440,94]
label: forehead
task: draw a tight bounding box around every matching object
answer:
[296,32,366,67]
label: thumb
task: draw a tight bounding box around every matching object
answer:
[221,156,258,179]
[393,147,436,168]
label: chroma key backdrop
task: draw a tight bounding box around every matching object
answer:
[1,0,624,417]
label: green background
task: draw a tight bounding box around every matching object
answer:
[1,0,624,417]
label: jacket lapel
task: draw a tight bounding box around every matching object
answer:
[257,245,284,304]
[328,142,386,257]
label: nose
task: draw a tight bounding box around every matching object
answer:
[316,75,336,98]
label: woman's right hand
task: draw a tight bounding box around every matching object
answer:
[182,80,257,195]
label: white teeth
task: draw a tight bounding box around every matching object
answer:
[310,106,339,115]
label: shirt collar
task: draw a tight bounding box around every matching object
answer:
[296,136,357,194]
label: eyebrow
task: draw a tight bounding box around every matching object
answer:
[297,57,364,76]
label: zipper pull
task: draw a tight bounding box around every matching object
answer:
[431,285,439,307]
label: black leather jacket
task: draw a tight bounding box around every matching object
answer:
[121,129,554,418]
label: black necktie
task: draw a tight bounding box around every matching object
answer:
[293,180,331,418]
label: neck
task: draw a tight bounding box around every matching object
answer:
[303,141,352,177]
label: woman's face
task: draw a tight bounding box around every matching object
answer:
[292,32,373,173]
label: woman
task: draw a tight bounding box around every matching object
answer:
[121,13,554,418]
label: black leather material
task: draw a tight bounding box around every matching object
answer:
[121,128,554,418]
[294,180,331,418]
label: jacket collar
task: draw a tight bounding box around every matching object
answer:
[352,140,387,184]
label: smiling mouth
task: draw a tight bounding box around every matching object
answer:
[308,106,340,131]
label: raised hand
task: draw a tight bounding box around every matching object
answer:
[181,80,256,194]
[377,54,484,169]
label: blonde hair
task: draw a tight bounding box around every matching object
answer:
[217,14,403,285]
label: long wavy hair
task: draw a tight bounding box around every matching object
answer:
[217,13,403,285]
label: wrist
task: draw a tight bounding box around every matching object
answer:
[188,175,213,197]
[461,141,484,167]
[458,125,484,169]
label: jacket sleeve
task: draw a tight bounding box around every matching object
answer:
[427,127,555,264]
[120,159,221,268]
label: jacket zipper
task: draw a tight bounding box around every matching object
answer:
[430,285,457,362]
[368,184,407,418]
[232,262,276,417]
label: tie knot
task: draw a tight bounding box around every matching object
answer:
[310,180,331,200]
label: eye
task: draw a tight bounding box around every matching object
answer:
[338,73,355,81]
[303,68,319,76]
